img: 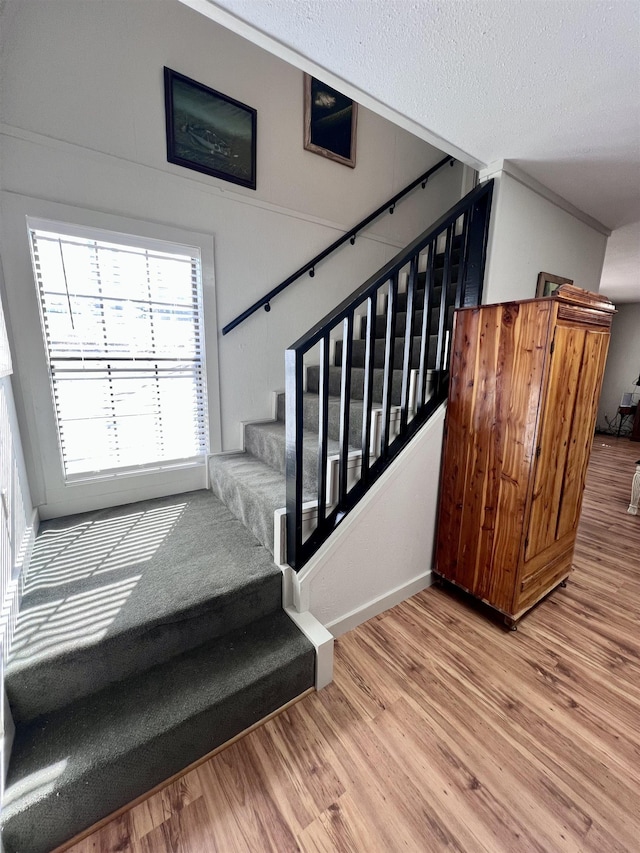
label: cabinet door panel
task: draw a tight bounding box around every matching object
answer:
[556,329,610,539]
[526,324,584,560]
[525,324,609,562]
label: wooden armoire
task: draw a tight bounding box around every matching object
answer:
[434,285,615,627]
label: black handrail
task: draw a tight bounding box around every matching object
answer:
[285,179,494,571]
[222,154,455,335]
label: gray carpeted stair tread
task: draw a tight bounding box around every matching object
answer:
[245,420,354,492]
[335,334,430,369]
[393,279,457,313]
[277,392,368,454]
[302,393,369,448]
[5,490,282,722]
[306,363,414,406]
[1,609,315,853]
[209,452,315,553]
[371,304,454,339]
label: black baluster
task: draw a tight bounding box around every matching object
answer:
[417,242,435,410]
[338,313,354,506]
[454,211,470,309]
[400,256,418,431]
[434,227,453,399]
[360,292,376,484]
[285,347,304,570]
[317,334,330,525]
[381,274,398,456]
[461,186,493,306]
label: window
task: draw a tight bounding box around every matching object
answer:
[27,219,208,481]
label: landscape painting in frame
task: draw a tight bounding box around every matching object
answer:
[164,67,256,190]
[304,74,357,168]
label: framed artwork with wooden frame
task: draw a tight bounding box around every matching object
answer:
[536,271,574,298]
[304,74,357,168]
[164,67,257,190]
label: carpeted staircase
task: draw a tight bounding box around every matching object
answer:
[210,240,460,562]
[1,229,460,853]
[1,490,314,853]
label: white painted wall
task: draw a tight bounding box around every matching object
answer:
[0,0,464,518]
[480,169,608,305]
[597,303,640,432]
[294,406,446,633]
[0,275,35,794]
[0,266,36,663]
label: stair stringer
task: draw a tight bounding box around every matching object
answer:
[283,402,447,638]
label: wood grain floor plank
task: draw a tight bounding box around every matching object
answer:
[65,436,640,853]
[137,800,213,853]
[196,740,301,853]
[244,704,346,834]
[129,771,203,842]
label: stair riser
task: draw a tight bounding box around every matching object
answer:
[4,492,284,724]
[335,336,427,370]
[301,393,366,446]
[244,422,331,496]
[2,618,314,853]
[306,357,437,405]
[210,459,279,554]
[391,280,458,314]
[366,304,456,340]
[5,573,281,723]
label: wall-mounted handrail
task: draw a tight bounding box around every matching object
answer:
[222,154,455,335]
[285,179,494,571]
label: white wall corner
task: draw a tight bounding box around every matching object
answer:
[284,607,334,689]
[460,164,478,198]
[480,168,609,305]
[479,160,610,236]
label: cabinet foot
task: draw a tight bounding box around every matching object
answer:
[504,616,518,632]
[559,580,567,588]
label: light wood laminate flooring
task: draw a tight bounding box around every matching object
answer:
[65,436,640,852]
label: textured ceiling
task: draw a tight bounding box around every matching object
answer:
[185,0,640,302]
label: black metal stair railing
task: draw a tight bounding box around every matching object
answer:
[222,154,455,335]
[285,179,494,571]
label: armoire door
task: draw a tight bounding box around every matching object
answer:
[520,320,610,602]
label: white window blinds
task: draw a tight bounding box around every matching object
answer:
[28,219,208,481]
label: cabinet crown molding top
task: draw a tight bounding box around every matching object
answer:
[552,284,615,315]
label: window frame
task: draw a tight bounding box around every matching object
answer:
[27,217,211,483]
[0,193,221,517]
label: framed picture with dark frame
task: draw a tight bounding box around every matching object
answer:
[536,271,574,298]
[164,67,257,190]
[304,74,357,168]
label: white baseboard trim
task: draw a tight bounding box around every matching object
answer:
[284,606,334,689]
[325,569,434,638]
